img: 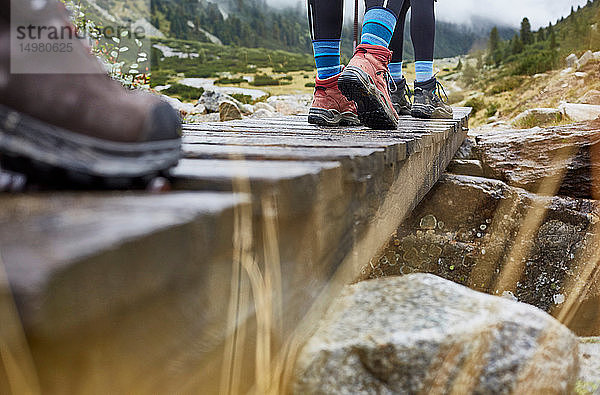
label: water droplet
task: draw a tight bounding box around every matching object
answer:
[553,294,565,304]
[476,232,482,238]
[438,221,445,230]
[481,249,486,255]
[420,215,437,230]
[480,224,487,231]
[501,291,518,302]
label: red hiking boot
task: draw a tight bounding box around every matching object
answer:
[308,73,360,127]
[338,44,399,130]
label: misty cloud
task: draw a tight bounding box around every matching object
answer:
[266,0,589,29]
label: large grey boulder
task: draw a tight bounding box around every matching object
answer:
[566,53,579,68]
[294,274,579,394]
[198,90,240,113]
[578,50,594,70]
[559,102,600,122]
[474,119,600,198]
[218,100,243,121]
[579,338,600,393]
[578,89,600,105]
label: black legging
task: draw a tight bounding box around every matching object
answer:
[307,0,344,40]
[369,0,435,63]
[307,0,435,61]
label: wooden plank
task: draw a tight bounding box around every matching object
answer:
[182,135,409,162]
[182,144,389,164]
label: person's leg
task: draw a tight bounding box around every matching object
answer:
[307,0,360,126]
[409,0,453,119]
[360,0,405,48]
[338,0,406,130]
[388,0,412,115]
[388,0,410,82]
[308,0,343,79]
[410,0,435,82]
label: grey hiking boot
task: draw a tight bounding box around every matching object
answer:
[0,0,182,189]
[390,77,412,116]
[411,77,453,120]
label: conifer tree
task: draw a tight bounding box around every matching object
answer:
[520,17,533,45]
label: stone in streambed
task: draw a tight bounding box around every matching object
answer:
[218,101,242,121]
[293,274,579,394]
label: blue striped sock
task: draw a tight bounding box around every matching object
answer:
[360,8,397,48]
[389,62,403,82]
[312,40,342,79]
[415,61,434,82]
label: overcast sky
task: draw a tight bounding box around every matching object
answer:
[269,0,590,29]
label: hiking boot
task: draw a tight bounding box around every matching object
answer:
[411,77,453,120]
[338,44,399,130]
[390,77,412,116]
[308,73,360,127]
[0,0,182,188]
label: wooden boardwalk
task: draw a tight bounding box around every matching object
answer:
[0,108,470,393]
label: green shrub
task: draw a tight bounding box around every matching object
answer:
[163,84,204,102]
[215,77,246,85]
[489,76,525,94]
[251,74,281,86]
[464,97,485,114]
[281,75,293,81]
[511,49,557,76]
[231,93,269,105]
[305,82,315,88]
[486,103,499,117]
[230,93,253,104]
[150,72,172,87]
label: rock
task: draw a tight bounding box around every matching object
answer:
[294,274,579,394]
[190,103,206,115]
[239,104,255,115]
[566,53,579,68]
[218,101,243,121]
[198,90,237,113]
[579,338,600,392]
[251,109,275,118]
[453,137,477,160]
[161,95,195,116]
[267,94,311,115]
[475,119,600,198]
[594,51,600,61]
[513,108,562,128]
[578,50,594,70]
[185,112,220,123]
[364,174,600,336]
[575,72,589,79]
[561,67,574,76]
[559,102,600,122]
[578,90,600,105]
[254,102,276,113]
[448,159,485,177]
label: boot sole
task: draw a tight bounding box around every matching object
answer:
[308,108,361,127]
[411,103,454,120]
[394,104,412,116]
[338,66,398,130]
[0,104,182,189]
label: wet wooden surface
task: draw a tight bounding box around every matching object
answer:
[0,108,471,393]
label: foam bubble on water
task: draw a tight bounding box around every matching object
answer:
[553,294,566,305]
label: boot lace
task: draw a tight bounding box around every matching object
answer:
[378,70,398,93]
[433,78,449,104]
